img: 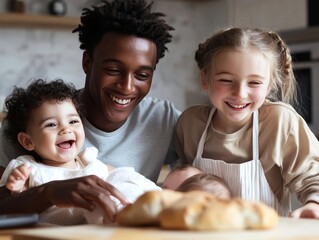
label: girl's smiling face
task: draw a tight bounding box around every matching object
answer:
[203,49,271,133]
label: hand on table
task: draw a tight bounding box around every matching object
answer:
[289,202,319,219]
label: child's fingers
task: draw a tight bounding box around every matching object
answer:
[10,169,27,181]
[15,164,32,179]
[6,177,26,192]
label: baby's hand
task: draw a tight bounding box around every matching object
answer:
[6,163,31,193]
[289,202,319,219]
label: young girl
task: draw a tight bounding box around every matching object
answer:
[0,79,160,225]
[174,27,319,218]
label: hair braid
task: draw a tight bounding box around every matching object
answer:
[267,31,297,106]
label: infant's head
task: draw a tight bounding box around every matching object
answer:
[163,165,231,199]
[162,165,203,190]
[177,173,231,199]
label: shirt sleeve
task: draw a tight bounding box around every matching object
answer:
[163,101,181,166]
[281,113,319,205]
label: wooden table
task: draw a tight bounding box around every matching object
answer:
[0,217,319,240]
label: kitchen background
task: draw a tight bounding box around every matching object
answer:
[0,0,317,209]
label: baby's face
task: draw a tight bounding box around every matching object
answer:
[23,100,85,168]
[162,168,202,190]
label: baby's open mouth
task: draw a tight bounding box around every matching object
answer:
[57,140,75,149]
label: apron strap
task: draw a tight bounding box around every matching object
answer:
[195,108,215,159]
[252,110,259,161]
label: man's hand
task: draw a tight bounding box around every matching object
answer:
[0,175,128,222]
[44,175,128,221]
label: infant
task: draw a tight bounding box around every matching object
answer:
[163,165,231,199]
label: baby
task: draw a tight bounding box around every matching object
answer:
[0,79,161,225]
[163,165,231,199]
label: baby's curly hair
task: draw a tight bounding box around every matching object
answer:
[72,0,174,63]
[3,79,82,145]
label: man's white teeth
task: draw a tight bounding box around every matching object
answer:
[111,95,131,105]
[228,102,247,109]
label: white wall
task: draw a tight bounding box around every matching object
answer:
[150,0,227,109]
[227,0,307,31]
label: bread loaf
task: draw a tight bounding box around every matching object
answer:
[116,190,278,230]
[116,190,183,226]
[159,195,278,230]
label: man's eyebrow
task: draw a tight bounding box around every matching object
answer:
[101,59,121,64]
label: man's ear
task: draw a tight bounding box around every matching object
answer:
[17,132,35,151]
[200,71,209,90]
[82,51,91,74]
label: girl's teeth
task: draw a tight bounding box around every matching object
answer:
[228,103,247,109]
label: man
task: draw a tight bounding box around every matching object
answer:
[0,0,179,221]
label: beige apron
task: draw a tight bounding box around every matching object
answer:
[193,108,290,216]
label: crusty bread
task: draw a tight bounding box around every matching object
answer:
[116,190,278,230]
[116,190,183,226]
[159,196,278,230]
